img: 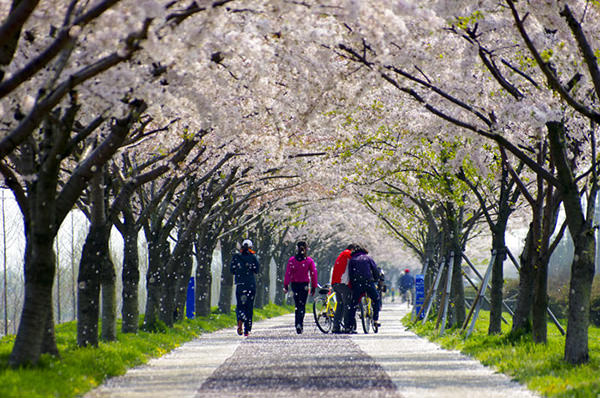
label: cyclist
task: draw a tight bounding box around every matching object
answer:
[230,239,260,337]
[284,241,318,334]
[398,268,415,306]
[330,244,358,334]
[344,245,381,332]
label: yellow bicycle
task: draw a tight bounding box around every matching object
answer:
[313,284,337,333]
[313,284,374,333]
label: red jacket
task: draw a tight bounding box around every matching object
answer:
[331,249,352,285]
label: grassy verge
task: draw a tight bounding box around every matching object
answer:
[403,311,600,397]
[0,304,293,398]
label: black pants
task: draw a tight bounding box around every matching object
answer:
[291,282,309,328]
[345,281,380,327]
[235,284,256,333]
[332,283,352,331]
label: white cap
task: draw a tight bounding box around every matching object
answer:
[242,239,253,248]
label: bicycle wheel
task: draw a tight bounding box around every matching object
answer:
[359,298,370,334]
[313,296,332,333]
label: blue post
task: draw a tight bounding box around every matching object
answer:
[186,277,195,319]
[414,274,425,319]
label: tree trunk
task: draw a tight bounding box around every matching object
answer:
[195,241,213,317]
[100,257,117,341]
[218,239,235,313]
[174,245,193,322]
[564,232,594,363]
[77,224,105,347]
[9,238,57,365]
[547,120,596,364]
[511,225,535,334]
[532,250,548,344]
[121,214,140,333]
[143,230,168,330]
[488,232,507,335]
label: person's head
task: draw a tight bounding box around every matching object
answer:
[404,268,410,274]
[241,239,253,252]
[296,241,308,257]
[352,245,368,255]
[346,243,358,251]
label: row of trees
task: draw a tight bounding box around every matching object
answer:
[331,0,599,365]
[3,0,597,369]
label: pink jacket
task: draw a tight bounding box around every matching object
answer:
[284,256,317,289]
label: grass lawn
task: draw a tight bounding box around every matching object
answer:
[0,304,293,398]
[404,311,600,397]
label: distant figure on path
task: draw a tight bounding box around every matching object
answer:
[284,241,317,334]
[345,245,381,332]
[230,239,260,337]
[398,268,415,306]
[330,244,357,334]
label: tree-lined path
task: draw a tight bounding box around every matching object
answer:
[85,303,537,398]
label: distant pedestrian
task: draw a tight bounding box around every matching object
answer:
[398,268,415,306]
[284,241,317,334]
[230,239,260,337]
[345,245,381,332]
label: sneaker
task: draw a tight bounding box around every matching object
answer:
[296,324,303,334]
[244,331,250,337]
[237,321,243,336]
[374,322,381,328]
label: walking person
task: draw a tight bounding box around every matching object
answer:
[344,245,382,332]
[330,244,357,334]
[284,241,317,334]
[230,239,260,337]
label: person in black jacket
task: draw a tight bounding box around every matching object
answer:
[230,239,260,336]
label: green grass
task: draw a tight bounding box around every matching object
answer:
[0,304,293,398]
[404,311,600,397]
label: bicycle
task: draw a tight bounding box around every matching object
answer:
[358,295,378,334]
[313,284,336,333]
[313,284,367,334]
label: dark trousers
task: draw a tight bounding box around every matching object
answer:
[345,281,380,327]
[291,282,309,328]
[235,284,256,333]
[332,283,351,331]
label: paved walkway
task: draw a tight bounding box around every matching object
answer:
[85,303,538,398]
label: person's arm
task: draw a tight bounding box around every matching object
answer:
[309,258,318,295]
[283,257,292,292]
[230,254,238,275]
[253,256,260,275]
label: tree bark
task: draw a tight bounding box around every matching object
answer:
[77,224,105,346]
[194,240,214,317]
[511,225,535,334]
[120,209,140,333]
[100,256,117,341]
[218,239,236,313]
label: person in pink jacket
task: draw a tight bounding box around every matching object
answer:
[284,241,318,334]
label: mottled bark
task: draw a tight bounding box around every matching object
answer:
[195,242,213,317]
[218,239,236,313]
[511,225,534,334]
[121,213,140,333]
[77,224,105,347]
[100,257,117,341]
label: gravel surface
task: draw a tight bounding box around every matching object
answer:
[85,303,539,398]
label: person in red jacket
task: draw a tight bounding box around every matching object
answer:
[330,244,357,334]
[284,241,317,334]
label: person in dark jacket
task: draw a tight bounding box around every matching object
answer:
[230,239,260,336]
[344,245,381,332]
[398,268,415,306]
